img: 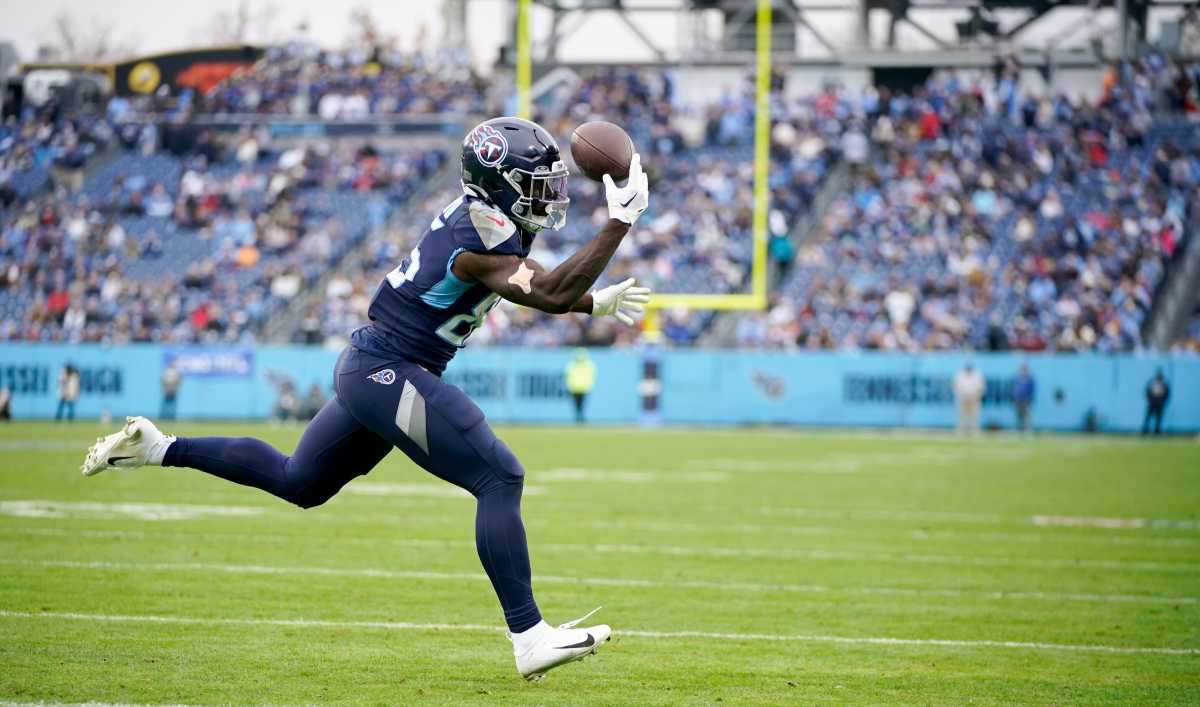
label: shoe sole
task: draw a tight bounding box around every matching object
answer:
[80,418,140,477]
[522,633,611,682]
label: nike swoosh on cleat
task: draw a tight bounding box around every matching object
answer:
[107,456,135,465]
[553,634,595,650]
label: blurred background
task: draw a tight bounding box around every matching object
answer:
[0,0,1198,433]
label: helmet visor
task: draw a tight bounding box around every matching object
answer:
[535,173,569,204]
[504,161,570,231]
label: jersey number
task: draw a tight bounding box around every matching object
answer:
[387,193,463,287]
[431,196,465,231]
[386,247,421,288]
[436,293,500,347]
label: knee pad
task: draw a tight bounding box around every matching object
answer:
[488,438,525,484]
[461,420,525,485]
[470,440,526,500]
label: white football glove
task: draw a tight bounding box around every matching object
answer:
[590,277,651,326]
[602,152,650,226]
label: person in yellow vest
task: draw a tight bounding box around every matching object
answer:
[565,348,597,424]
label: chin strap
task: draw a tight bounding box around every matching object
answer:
[558,606,602,630]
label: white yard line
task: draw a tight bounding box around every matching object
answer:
[760,506,1200,530]
[0,700,194,705]
[0,703,193,707]
[4,526,1195,572]
[582,519,1197,548]
[1032,515,1200,530]
[1,609,1195,656]
[0,440,87,450]
[7,558,1196,606]
[0,500,263,521]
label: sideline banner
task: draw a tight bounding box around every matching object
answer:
[0,343,1194,432]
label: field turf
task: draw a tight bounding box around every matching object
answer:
[0,421,1197,705]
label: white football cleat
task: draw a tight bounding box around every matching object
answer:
[512,608,612,681]
[81,416,176,477]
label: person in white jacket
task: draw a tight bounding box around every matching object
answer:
[953,363,986,435]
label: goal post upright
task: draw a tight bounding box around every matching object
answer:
[748,0,771,311]
[645,0,771,334]
[516,0,533,120]
[511,0,772,334]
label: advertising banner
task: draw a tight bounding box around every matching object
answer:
[0,343,1194,433]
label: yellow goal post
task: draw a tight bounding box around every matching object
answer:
[514,0,772,326]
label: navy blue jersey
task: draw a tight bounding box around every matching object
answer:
[351,194,532,375]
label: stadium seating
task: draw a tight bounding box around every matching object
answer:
[753,75,1200,352]
[314,68,839,347]
[5,57,1200,352]
[1179,310,1200,352]
[193,44,488,117]
[1,124,444,343]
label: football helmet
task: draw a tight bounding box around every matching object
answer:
[461,117,569,232]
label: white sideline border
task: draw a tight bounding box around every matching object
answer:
[4,526,1196,573]
[8,558,1196,607]
[1,609,1195,656]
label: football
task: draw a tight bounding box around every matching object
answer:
[570,121,635,182]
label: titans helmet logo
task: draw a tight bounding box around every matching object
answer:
[467,124,509,167]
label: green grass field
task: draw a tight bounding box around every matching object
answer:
[0,421,1197,705]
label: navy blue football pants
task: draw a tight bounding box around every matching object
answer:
[162,346,541,632]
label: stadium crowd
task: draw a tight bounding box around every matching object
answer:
[737,58,1200,352]
[1,115,443,343]
[0,109,115,207]
[314,67,839,347]
[4,48,1199,352]
[193,44,488,118]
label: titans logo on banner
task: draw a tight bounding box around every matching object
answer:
[467,124,508,167]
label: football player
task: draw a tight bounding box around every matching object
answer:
[81,117,650,680]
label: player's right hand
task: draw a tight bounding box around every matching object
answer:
[602,153,649,226]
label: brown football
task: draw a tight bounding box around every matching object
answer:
[570,121,635,182]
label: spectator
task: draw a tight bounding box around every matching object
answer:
[952,363,986,435]
[565,348,597,424]
[55,364,81,421]
[272,379,299,423]
[161,362,182,420]
[1012,363,1035,433]
[245,366,296,421]
[841,121,869,169]
[301,384,327,421]
[769,233,796,283]
[1143,369,1171,435]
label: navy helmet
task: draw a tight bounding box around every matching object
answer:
[461,117,569,232]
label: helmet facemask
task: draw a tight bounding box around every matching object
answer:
[503,160,570,232]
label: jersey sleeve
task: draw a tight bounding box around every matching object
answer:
[450,199,525,257]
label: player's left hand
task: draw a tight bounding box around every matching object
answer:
[590,278,651,326]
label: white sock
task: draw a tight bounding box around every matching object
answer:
[511,620,552,654]
[147,435,176,466]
